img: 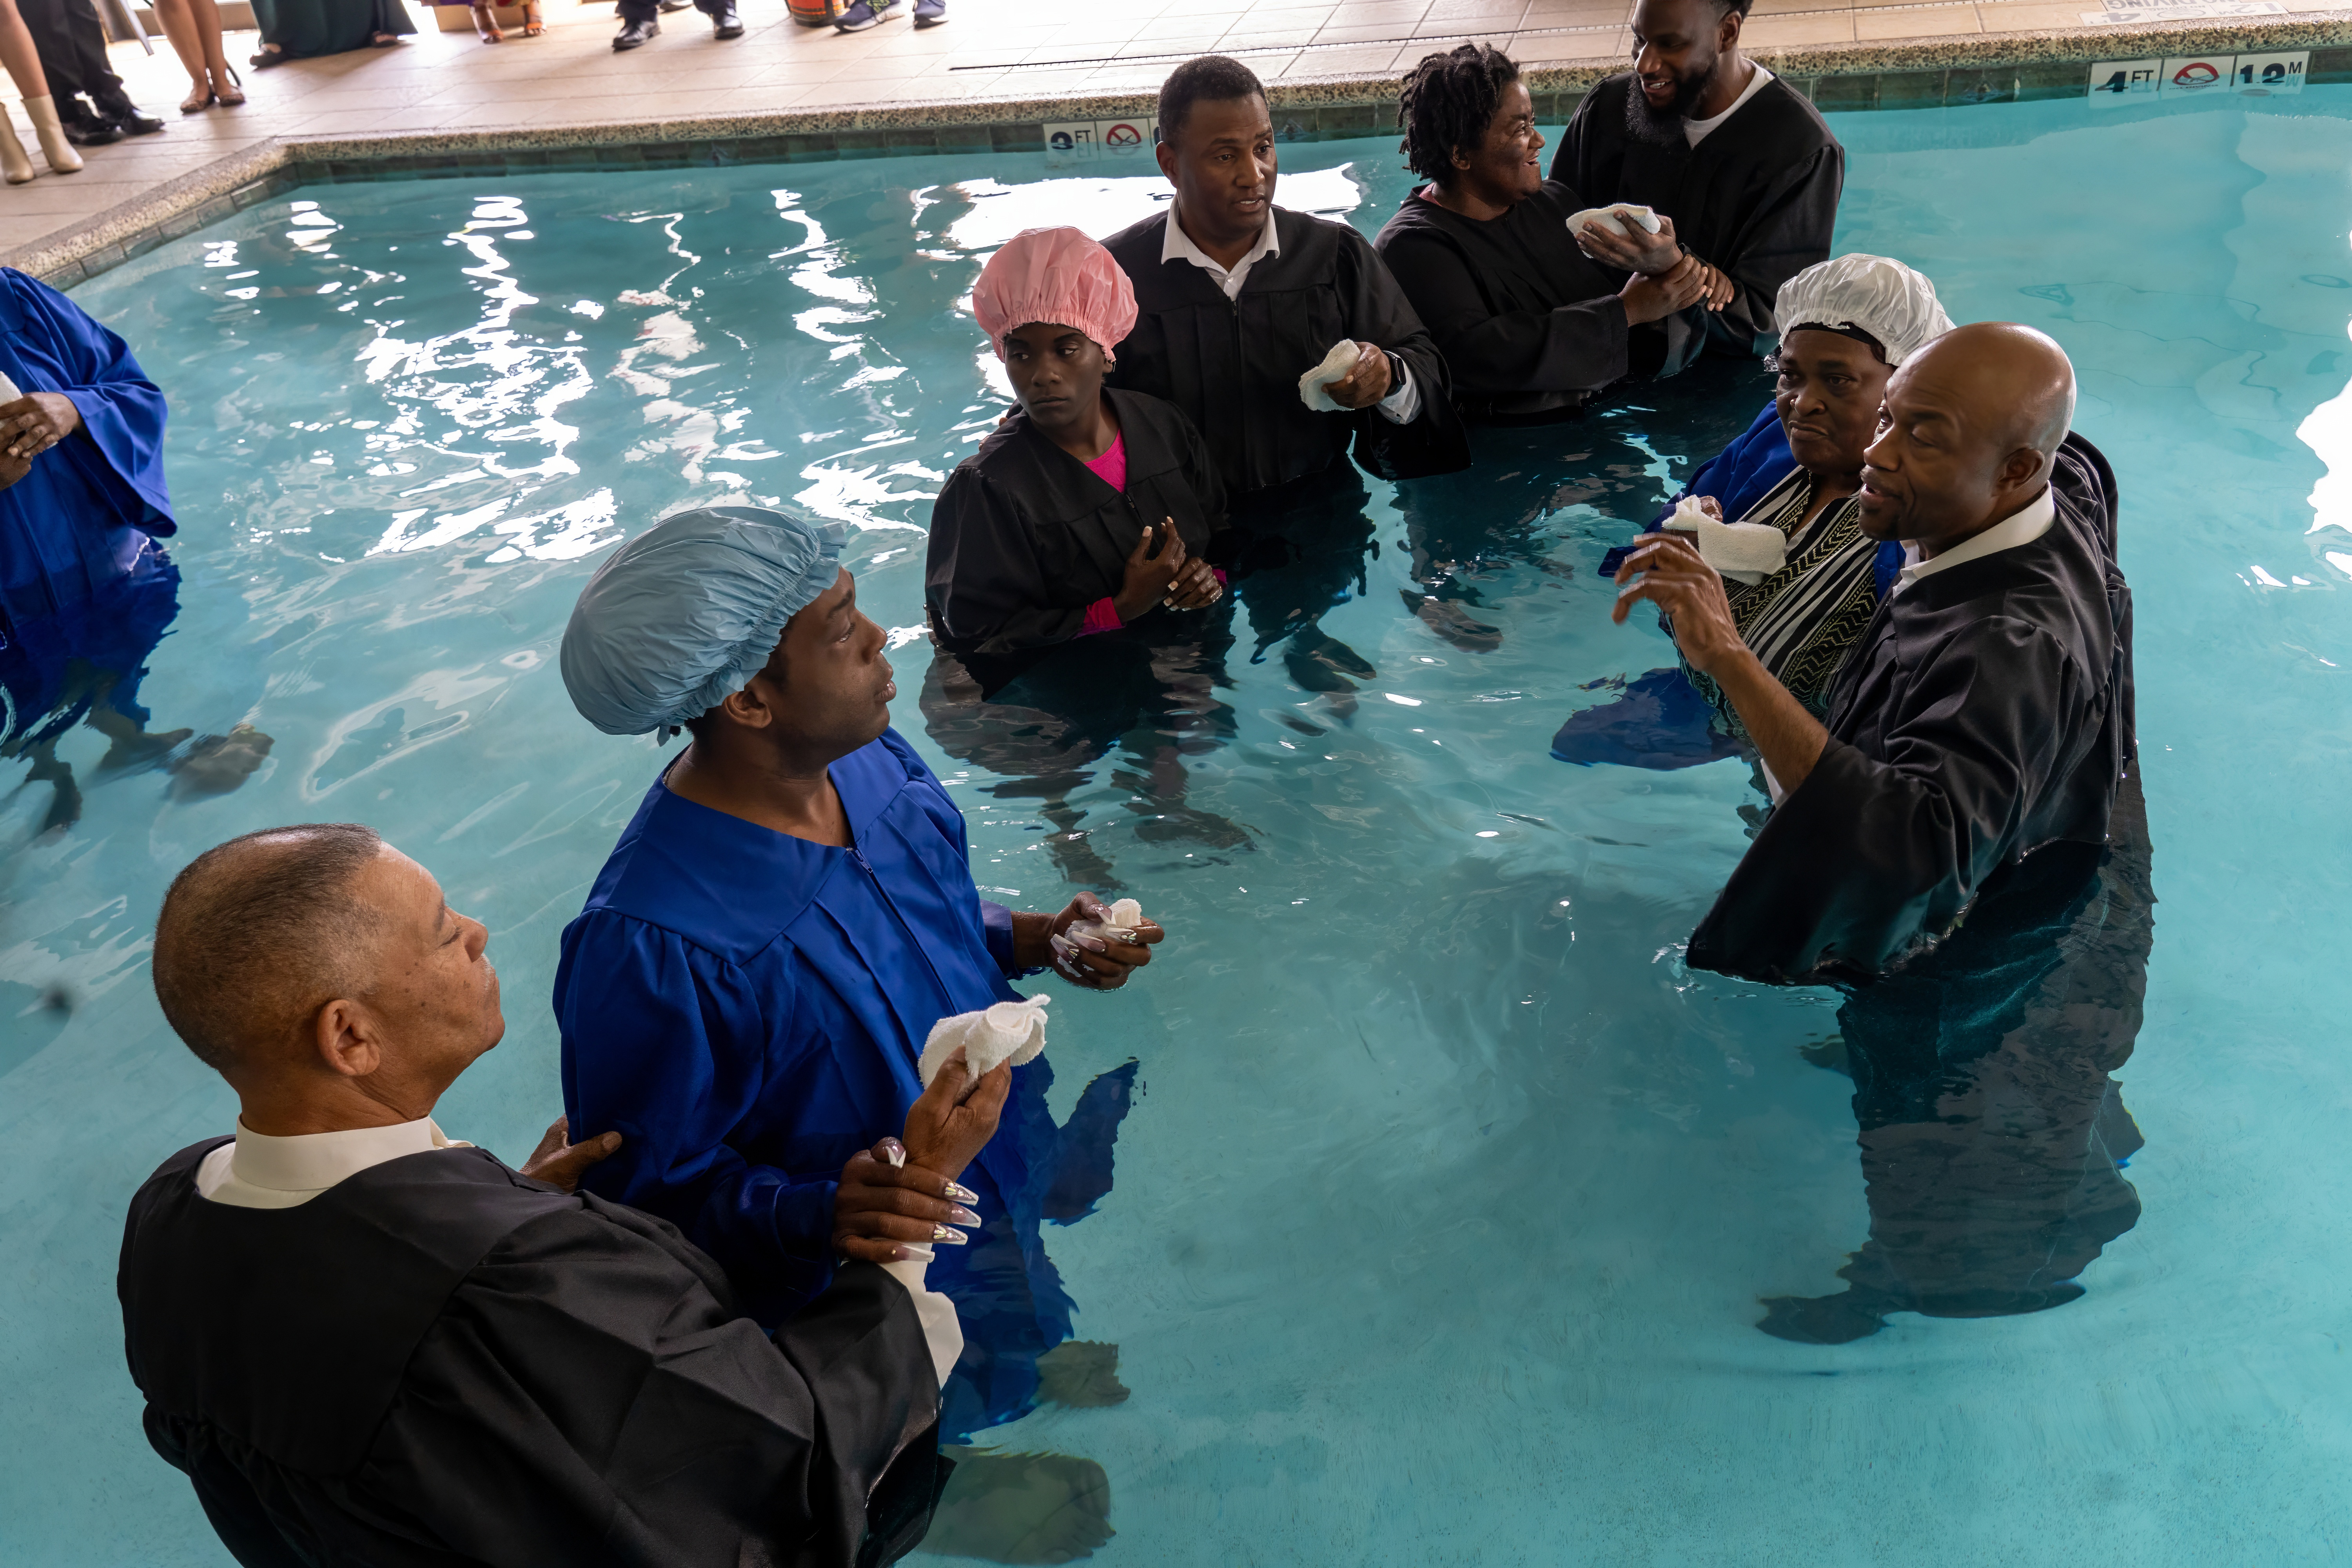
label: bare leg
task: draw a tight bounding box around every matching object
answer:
[145,0,212,108]
[0,0,51,101]
[184,0,232,86]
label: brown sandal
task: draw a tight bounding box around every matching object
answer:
[522,0,543,33]
[470,1,503,39]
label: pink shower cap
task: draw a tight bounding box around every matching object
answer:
[971,226,1138,366]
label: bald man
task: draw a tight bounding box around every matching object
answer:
[1614,323,2132,982]
[120,823,1008,1568]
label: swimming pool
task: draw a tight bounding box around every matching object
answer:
[5,83,2352,1564]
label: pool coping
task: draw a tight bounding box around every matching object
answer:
[22,8,2352,287]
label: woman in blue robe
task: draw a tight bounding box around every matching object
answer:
[0,267,175,627]
[553,506,1159,1445]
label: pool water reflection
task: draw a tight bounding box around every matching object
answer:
[7,88,2352,1566]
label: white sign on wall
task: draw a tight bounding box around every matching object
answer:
[2084,50,2310,100]
[1042,118,1161,165]
[2086,58,2162,101]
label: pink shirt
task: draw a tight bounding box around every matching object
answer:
[1079,433,1129,635]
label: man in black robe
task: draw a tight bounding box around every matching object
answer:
[120,822,1004,1568]
[1377,43,1710,422]
[1613,322,2132,984]
[1102,54,1468,497]
[1552,0,1842,371]
[1103,55,1471,689]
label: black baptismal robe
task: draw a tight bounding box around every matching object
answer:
[1374,180,1667,421]
[1549,72,1842,367]
[119,1140,946,1568]
[1688,434,2132,985]
[926,388,1226,657]
[1100,206,1470,495]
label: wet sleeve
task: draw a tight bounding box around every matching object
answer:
[11,271,173,532]
[1693,143,1845,356]
[1336,230,1472,481]
[924,465,1089,653]
[368,1210,944,1568]
[555,912,840,1318]
[1379,229,1630,400]
[1688,618,2094,983]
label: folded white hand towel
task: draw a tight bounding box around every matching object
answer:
[0,371,21,403]
[917,994,1049,1086]
[1566,204,1662,239]
[1662,495,1786,585]
[1066,897,1145,945]
[1299,340,1365,412]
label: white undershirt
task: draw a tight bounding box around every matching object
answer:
[1892,486,2057,598]
[195,1116,964,1385]
[1685,63,1775,147]
[1161,209,1423,424]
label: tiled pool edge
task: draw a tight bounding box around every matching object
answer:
[25,11,2352,288]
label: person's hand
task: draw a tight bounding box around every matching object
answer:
[0,449,31,494]
[0,392,81,461]
[1610,530,1749,678]
[1112,521,1189,622]
[903,1050,1013,1178]
[1013,891,1163,988]
[1164,554,1223,611]
[1693,260,1737,311]
[1619,253,1711,325]
[518,1116,622,1193]
[1321,342,1394,410]
[1576,212,1682,275]
[834,1137,986,1265]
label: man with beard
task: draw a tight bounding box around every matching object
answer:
[1552,0,1842,373]
[1102,54,1470,695]
[1612,323,2131,983]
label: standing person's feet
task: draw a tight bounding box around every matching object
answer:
[913,0,944,24]
[249,42,287,66]
[657,0,689,11]
[612,14,658,45]
[93,90,164,136]
[178,79,214,113]
[711,0,742,36]
[212,65,245,105]
[54,99,122,146]
[833,0,900,29]
[470,1,504,40]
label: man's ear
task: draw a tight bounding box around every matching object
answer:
[716,682,775,732]
[1996,445,2051,497]
[1154,139,1177,184]
[1719,7,1743,50]
[314,997,382,1080]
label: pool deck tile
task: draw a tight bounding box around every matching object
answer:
[9,0,2352,282]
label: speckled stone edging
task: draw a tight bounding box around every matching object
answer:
[22,11,2352,287]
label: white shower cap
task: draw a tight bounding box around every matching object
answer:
[1774,254,1955,367]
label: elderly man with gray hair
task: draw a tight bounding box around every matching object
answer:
[119,822,1001,1568]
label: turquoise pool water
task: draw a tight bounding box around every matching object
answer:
[6,87,2352,1564]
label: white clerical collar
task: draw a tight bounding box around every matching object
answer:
[1893,485,2058,597]
[1162,208,1279,299]
[197,1116,471,1210]
[1685,63,1774,147]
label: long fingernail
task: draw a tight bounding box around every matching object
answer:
[945,1181,978,1203]
[885,1244,915,1262]
[1076,935,1108,954]
[879,1137,906,1168]
[931,1224,969,1245]
[949,1204,982,1225]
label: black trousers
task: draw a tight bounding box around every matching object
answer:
[614,0,719,24]
[18,0,123,103]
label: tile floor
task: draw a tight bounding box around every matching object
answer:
[0,0,2340,258]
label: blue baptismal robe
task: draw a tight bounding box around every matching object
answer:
[556,728,1127,1438]
[0,268,174,626]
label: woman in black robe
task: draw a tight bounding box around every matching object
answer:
[1376,44,1710,422]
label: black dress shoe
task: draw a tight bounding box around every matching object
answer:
[711,2,742,36]
[657,0,689,11]
[612,15,658,45]
[57,113,123,146]
[94,92,164,134]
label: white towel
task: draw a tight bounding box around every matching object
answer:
[0,371,21,403]
[1066,897,1145,944]
[916,994,1049,1086]
[1566,204,1662,239]
[1661,495,1786,585]
[1298,340,1365,412]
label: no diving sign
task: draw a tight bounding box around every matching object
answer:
[1043,118,1162,164]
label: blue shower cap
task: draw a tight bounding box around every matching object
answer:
[561,506,849,738]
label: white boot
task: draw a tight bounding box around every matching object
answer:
[24,96,82,175]
[0,108,29,185]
